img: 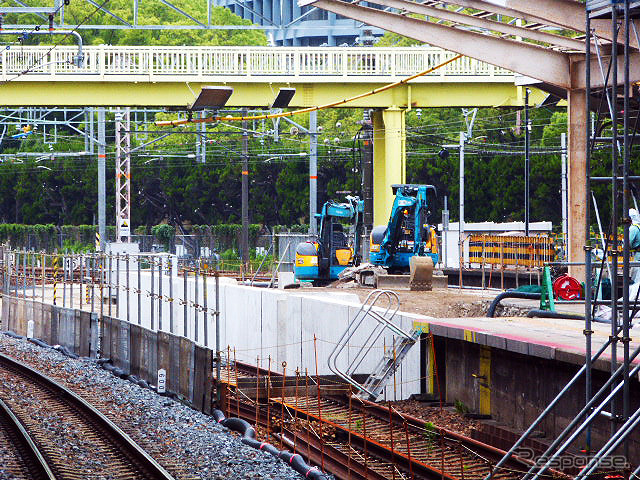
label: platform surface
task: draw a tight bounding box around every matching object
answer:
[412,290,640,371]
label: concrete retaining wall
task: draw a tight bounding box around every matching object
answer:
[1,296,212,414]
[109,265,423,400]
[437,336,640,464]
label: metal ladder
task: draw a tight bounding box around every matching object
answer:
[327,289,419,401]
[359,327,421,400]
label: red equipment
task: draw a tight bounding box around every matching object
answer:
[553,274,583,300]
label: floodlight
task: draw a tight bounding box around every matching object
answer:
[190,86,234,111]
[271,88,296,108]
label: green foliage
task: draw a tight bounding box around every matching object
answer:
[152,224,175,251]
[423,421,437,434]
[62,239,94,253]
[2,100,635,234]
[454,399,469,415]
[220,248,239,261]
[376,31,426,47]
[273,225,310,234]
[6,0,267,47]
[541,112,567,146]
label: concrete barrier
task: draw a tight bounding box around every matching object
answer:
[4,261,427,401]
[1,295,215,413]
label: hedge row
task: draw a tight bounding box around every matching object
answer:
[0,224,310,253]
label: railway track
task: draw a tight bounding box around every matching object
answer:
[0,397,55,480]
[215,361,554,480]
[0,352,176,480]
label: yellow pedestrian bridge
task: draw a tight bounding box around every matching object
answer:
[0,45,545,224]
[0,45,535,108]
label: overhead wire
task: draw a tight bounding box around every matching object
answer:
[2,0,112,83]
[155,54,464,127]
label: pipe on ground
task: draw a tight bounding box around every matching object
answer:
[487,291,542,317]
[213,409,329,479]
[526,309,585,320]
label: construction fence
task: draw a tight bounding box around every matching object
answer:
[468,234,556,268]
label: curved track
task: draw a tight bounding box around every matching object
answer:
[0,397,56,480]
[0,352,176,480]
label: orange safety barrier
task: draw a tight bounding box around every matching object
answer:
[468,234,555,268]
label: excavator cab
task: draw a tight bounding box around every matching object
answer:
[295,196,364,285]
[331,223,353,266]
[369,184,439,271]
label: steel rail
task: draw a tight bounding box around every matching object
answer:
[0,352,176,480]
[272,394,527,480]
[217,362,548,480]
[225,395,407,480]
[276,429,391,480]
[0,397,57,480]
[357,396,541,469]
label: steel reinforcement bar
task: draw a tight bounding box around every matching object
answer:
[215,362,545,480]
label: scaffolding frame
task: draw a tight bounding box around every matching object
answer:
[487,1,639,478]
[115,109,132,243]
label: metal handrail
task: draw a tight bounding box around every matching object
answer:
[327,289,411,398]
[0,46,515,80]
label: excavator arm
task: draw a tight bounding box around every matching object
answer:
[379,184,437,266]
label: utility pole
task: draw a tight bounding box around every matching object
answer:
[115,108,131,243]
[197,111,207,163]
[561,132,568,244]
[459,130,465,263]
[97,108,106,252]
[309,110,318,234]
[362,112,374,261]
[457,108,476,270]
[524,88,530,236]
[241,111,249,273]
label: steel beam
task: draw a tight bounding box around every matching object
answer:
[0,82,546,108]
[306,0,571,88]
[430,0,563,29]
[574,51,640,89]
[0,7,57,13]
[370,0,586,51]
[492,0,585,32]
[494,0,638,46]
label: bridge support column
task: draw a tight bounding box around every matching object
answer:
[567,89,587,282]
[372,107,406,226]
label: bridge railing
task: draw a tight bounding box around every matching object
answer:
[0,46,513,80]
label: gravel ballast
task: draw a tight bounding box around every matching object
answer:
[0,332,306,480]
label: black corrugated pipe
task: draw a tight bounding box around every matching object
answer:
[213,409,329,479]
[487,291,542,317]
[526,309,585,320]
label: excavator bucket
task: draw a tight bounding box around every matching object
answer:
[409,256,434,291]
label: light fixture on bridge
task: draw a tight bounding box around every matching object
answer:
[270,88,296,109]
[189,86,234,111]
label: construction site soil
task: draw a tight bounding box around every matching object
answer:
[297,286,497,318]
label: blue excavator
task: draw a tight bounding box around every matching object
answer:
[367,184,438,289]
[294,196,364,285]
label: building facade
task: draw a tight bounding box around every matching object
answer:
[214,0,383,46]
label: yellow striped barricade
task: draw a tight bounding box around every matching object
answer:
[468,234,555,269]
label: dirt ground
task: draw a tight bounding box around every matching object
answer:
[296,285,497,318]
